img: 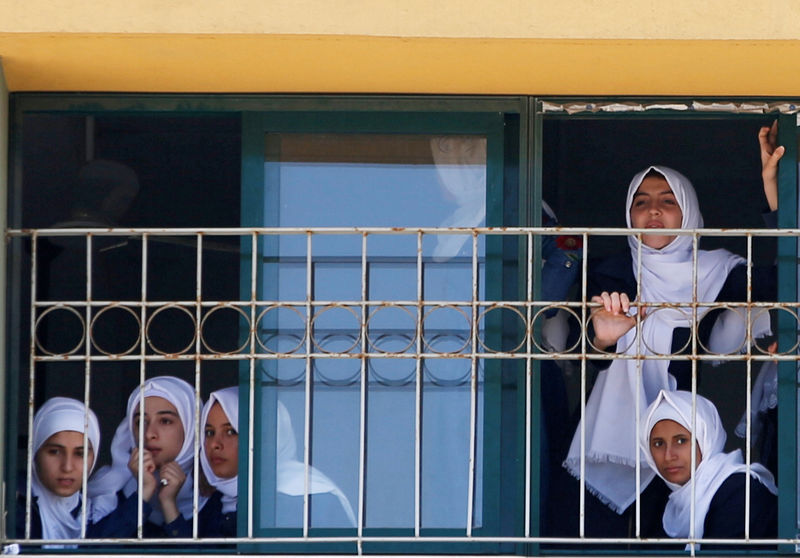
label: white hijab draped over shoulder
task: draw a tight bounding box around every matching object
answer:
[88,376,199,524]
[563,166,744,513]
[640,390,777,539]
[31,397,100,541]
[200,387,239,514]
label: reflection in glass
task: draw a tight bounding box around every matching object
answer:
[258,133,486,529]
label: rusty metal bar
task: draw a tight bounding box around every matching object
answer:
[11,225,796,551]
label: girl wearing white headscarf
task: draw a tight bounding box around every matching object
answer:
[194,386,239,537]
[563,129,781,522]
[641,390,776,544]
[87,376,201,537]
[17,397,100,546]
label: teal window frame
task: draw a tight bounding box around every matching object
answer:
[237,108,527,554]
[534,100,799,553]
[4,94,533,555]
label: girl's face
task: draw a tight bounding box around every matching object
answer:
[35,430,95,497]
[132,396,185,468]
[204,402,238,479]
[630,175,683,249]
[649,419,702,485]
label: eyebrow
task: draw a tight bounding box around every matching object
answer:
[133,410,180,419]
[41,442,86,450]
[632,189,675,198]
[206,422,234,428]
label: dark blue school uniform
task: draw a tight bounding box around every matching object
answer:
[646,472,777,551]
[162,491,236,538]
[85,489,163,538]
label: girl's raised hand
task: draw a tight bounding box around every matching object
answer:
[590,292,645,350]
[128,448,157,501]
[157,461,187,524]
[759,121,783,212]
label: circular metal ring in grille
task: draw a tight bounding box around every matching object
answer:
[310,304,361,354]
[90,304,142,356]
[200,304,251,355]
[476,304,528,353]
[366,304,417,354]
[34,305,86,356]
[255,304,307,355]
[145,304,197,356]
[638,306,692,356]
[530,304,582,354]
[421,305,471,355]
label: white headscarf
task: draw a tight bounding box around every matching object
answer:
[276,401,357,527]
[31,397,100,542]
[88,376,199,524]
[563,166,744,513]
[200,387,238,514]
[640,390,777,539]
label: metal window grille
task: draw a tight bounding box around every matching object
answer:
[2,225,798,556]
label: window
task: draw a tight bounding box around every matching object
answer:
[243,113,507,536]
[2,95,798,555]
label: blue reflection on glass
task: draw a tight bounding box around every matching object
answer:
[260,137,486,530]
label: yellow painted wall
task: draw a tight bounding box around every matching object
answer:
[2,1,800,94]
[5,0,800,39]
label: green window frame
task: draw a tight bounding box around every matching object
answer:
[533,100,798,552]
[3,94,534,555]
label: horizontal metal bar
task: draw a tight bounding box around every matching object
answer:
[7,226,800,237]
[6,535,799,545]
[31,299,800,309]
[30,352,800,362]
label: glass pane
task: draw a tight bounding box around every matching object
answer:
[256,133,487,530]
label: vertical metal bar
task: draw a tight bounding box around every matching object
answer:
[687,233,698,555]
[357,232,368,553]
[80,234,93,539]
[578,232,588,539]
[247,232,258,539]
[524,232,533,538]
[192,234,203,539]
[775,112,797,550]
[303,232,313,537]
[744,233,753,540]
[136,234,150,539]
[24,233,38,540]
[465,232,479,537]
[634,233,643,539]
[415,231,423,537]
